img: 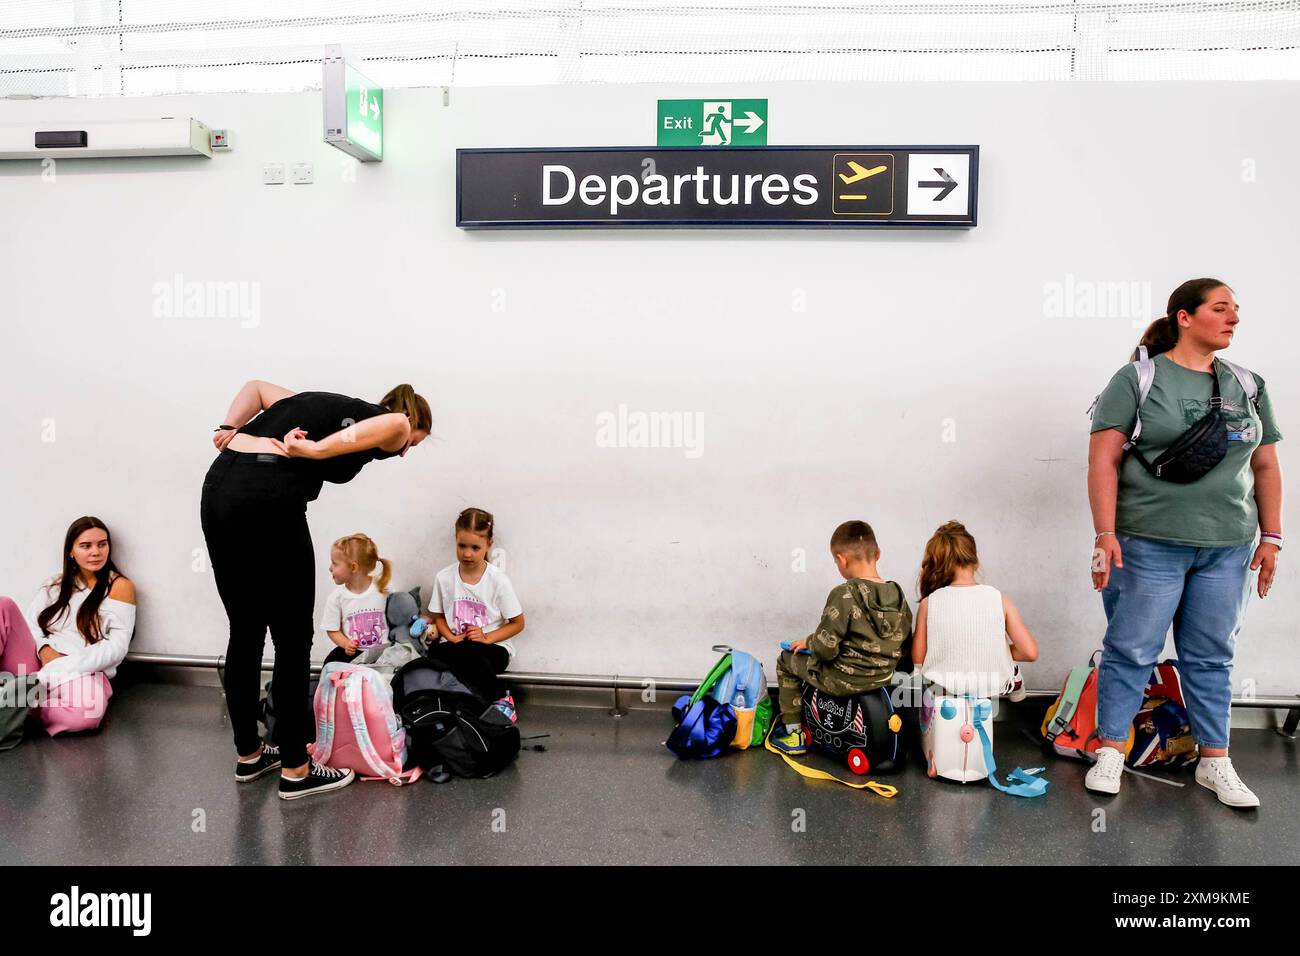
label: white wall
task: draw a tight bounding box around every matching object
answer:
[2,81,1297,693]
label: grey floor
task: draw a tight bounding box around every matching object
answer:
[1,681,1296,866]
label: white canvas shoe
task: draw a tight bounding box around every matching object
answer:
[1084,746,1125,794]
[1195,757,1261,808]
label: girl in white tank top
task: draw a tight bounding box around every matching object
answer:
[911,521,1039,697]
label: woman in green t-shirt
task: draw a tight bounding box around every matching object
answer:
[1085,278,1282,808]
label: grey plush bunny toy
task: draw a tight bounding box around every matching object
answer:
[385,586,429,650]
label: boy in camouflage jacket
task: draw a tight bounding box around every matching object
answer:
[771,520,913,755]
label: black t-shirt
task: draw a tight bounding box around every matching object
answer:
[238,391,400,498]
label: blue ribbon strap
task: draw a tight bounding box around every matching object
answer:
[970,698,1049,798]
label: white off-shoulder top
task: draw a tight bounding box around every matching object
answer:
[24,576,136,687]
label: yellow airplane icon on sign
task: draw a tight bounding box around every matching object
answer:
[838,161,888,185]
[831,152,895,214]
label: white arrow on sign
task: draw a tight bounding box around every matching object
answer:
[734,110,764,134]
[369,97,380,120]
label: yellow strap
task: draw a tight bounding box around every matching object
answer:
[764,725,899,798]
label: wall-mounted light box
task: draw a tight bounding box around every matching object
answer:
[0,117,213,160]
[322,45,383,162]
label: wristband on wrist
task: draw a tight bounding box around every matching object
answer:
[1260,531,1283,550]
[214,424,236,432]
[1095,531,1116,540]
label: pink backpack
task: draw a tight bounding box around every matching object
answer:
[311,663,421,786]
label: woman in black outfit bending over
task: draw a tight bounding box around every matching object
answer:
[200,380,431,800]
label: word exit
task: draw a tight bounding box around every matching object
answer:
[657,98,768,147]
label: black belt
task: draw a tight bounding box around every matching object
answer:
[218,449,290,466]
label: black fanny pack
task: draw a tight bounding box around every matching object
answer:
[1128,371,1228,483]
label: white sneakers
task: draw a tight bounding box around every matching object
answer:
[1084,746,1126,794]
[1195,757,1261,808]
[1084,746,1260,808]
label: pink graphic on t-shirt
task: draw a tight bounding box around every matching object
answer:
[451,598,489,636]
[347,609,386,648]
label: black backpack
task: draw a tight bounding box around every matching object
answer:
[391,659,520,778]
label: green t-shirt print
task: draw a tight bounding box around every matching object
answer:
[1090,353,1282,547]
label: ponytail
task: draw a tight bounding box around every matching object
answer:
[1138,314,1179,358]
[375,556,393,594]
[380,384,432,433]
[332,533,391,593]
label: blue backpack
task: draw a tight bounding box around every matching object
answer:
[667,648,773,759]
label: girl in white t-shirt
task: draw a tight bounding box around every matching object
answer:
[420,508,524,709]
[911,521,1038,698]
[322,533,392,667]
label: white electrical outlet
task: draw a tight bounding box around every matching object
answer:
[262,163,285,185]
[291,162,314,184]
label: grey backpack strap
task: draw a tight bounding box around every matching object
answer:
[1125,346,1155,449]
[1087,346,1156,441]
[1218,358,1259,411]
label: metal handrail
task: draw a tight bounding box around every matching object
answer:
[122,651,1300,708]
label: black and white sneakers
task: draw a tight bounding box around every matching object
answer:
[278,760,356,801]
[237,743,355,800]
[235,742,282,783]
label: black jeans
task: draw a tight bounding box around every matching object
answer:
[201,451,316,768]
[425,641,511,701]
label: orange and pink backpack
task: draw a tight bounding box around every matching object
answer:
[1042,651,1196,768]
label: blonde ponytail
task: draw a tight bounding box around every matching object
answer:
[332,533,392,593]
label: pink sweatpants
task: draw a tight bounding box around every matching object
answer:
[0,596,112,736]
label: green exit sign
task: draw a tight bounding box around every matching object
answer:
[657,99,767,147]
[323,46,383,162]
[345,63,382,159]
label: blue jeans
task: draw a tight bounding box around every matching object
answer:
[1098,532,1253,749]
